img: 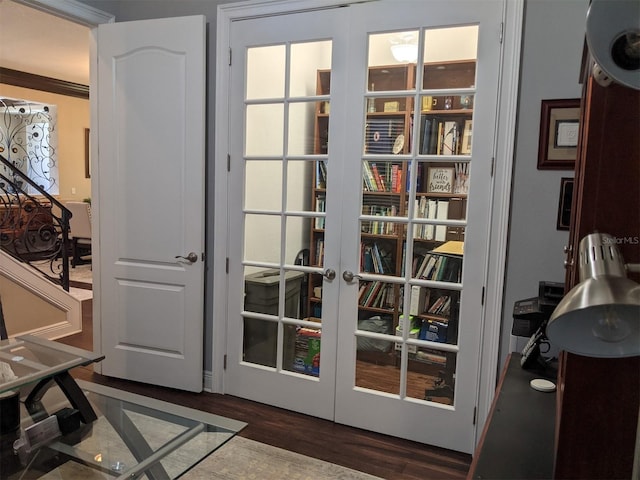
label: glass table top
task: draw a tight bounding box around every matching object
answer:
[1,379,247,479]
[0,335,104,394]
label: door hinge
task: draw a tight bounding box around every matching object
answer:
[481,286,485,306]
[227,153,231,172]
[223,354,227,370]
[499,22,504,44]
[229,47,232,66]
[226,257,229,274]
[473,406,477,425]
[490,157,495,177]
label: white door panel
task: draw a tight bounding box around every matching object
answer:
[224,9,350,419]
[333,1,503,453]
[97,16,206,392]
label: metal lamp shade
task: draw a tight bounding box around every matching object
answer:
[547,233,640,358]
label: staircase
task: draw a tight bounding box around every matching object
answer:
[0,153,82,339]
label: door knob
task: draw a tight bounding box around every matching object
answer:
[175,252,199,263]
[342,270,362,283]
[323,268,336,280]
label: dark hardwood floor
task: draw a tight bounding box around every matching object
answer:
[57,299,471,480]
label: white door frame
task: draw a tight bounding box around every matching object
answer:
[214,0,523,443]
[12,0,115,374]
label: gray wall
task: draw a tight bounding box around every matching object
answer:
[84,0,590,375]
[501,0,588,368]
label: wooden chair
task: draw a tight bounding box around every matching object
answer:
[65,202,92,268]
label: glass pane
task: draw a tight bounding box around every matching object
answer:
[364,116,407,155]
[362,160,406,195]
[368,31,419,73]
[285,324,321,377]
[246,104,284,156]
[285,217,311,275]
[244,214,281,264]
[411,233,465,281]
[399,286,460,346]
[359,238,400,276]
[423,26,478,68]
[419,110,474,156]
[288,102,317,155]
[247,45,285,100]
[290,41,332,97]
[361,202,401,235]
[286,160,312,211]
[245,161,282,211]
[355,310,397,394]
[358,280,398,313]
[242,316,277,367]
[365,96,412,116]
[355,348,399,395]
[408,349,456,405]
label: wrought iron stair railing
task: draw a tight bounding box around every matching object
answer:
[0,154,71,291]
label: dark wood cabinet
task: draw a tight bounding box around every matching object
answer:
[555,70,640,479]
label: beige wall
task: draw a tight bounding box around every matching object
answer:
[0,274,66,336]
[0,83,90,202]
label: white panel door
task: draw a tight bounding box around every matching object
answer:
[334,1,503,454]
[222,0,506,452]
[223,8,350,420]
[97,16,206,392]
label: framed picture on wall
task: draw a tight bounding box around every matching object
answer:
[537,98,580,170]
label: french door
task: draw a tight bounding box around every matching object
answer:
[222,0,504,453]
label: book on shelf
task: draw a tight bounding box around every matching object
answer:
[441,121,459,156]
[409,285,429,316]
[434,200,449,241]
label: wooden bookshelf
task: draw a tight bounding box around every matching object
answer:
[308,61,476,395]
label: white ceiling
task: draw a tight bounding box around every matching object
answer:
[0,0,90,85]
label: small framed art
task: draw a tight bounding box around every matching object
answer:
[537,98,580,170]
[426,167,455,194]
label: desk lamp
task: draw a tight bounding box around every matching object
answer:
[546,232,640,358]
